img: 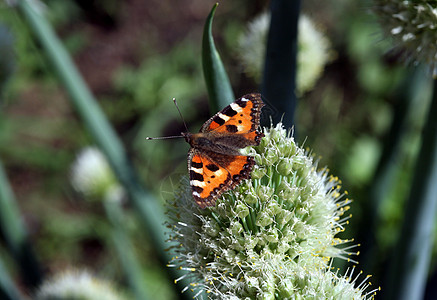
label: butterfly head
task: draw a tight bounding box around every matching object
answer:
[181,131,191,143]
[182,132,205,149]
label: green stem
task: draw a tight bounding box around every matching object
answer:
[385,78,437,300]
[359,67,425,276]
[104,200,151,300]
[241,217,249,232]
[202,3,235,113]
[14,1,191,297]
[0,160,42,288]
[261,0,300,130]
[249,210,258,234]
[0,255,25,300]
[0,24,15,100]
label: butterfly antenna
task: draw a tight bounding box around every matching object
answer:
[173,98,189,133]
[145,97,189,140]
[145,135,184,140]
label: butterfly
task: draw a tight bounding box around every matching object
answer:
[147,93,264,208]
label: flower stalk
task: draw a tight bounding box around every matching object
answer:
[386,78,437,300]
[262,0,301,129]
[0,256,25,300]
[0,159,43,288]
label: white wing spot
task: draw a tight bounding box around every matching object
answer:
[190,180,206,188]
[241,97,249,102]
[218,113,230,122]
[193,191,201,197]
[237,125,246,131]
[230,102,243,113]
[190,166,203,173]
[214,168,224,177]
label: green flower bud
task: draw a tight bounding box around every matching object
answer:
[251,165,267,179]
[244,235,259,250]
[277,209,293,227]
[256,212,274,227]
[230,220,244,235]
[244,191,258,205]
[266,201,282,217]
[235,203,250,219]
[277,157,293,175]
[263,228,279,243]
[263,147,280,165]
[203,217,221,237]
[256,185,274,203]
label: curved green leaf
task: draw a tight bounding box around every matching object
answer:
[202,3,235,113]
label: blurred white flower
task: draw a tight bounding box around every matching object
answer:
[35,269,126,300]
[237,12,334,94]
[373,0,437,77]
[297,15,334,94]
[70,147,124,202]
[237,12,270,83]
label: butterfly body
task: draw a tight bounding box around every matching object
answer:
[185,93,264,208]
[184,132,254,156]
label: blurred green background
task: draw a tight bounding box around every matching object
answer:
[0,0,434,299]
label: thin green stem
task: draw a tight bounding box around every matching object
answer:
[104,200,151,300]
[211,211,224,229]
[385,78,437,300]
[261,0,300,130]
[359,67,426,276]
[241,217,250,232]
[0,255,25,300]
[0,160,42,288]
[249,209,258,234]
[14,1,191,297]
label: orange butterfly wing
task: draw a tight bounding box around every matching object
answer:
[200,93,264,145]
[188,149,255,208]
